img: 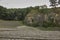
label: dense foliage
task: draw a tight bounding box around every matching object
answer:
[0,6,29,20]
[0,5,48,20]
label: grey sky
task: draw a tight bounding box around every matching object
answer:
[0,0,50,8]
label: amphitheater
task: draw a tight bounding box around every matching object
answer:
[0,26,60,40]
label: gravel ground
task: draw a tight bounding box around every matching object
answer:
[0,26,60,40]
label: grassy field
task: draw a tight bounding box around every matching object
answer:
[0,20,60,31]
[0,20,24,28]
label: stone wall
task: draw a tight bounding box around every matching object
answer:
[24,12,60,26]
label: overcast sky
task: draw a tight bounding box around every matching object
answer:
[0,0,50,8]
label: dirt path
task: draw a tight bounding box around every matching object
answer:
[0,26,60,40]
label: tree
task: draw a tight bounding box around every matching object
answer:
[49,0,60,13]
[49,0,58,8]
[58,0,60,4]
[49,0,60,8]
[0,6,7,19]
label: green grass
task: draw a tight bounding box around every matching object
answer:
[0,20,24,28]
[36,26,60,31]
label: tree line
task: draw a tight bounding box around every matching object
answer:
[0,5,49,20]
